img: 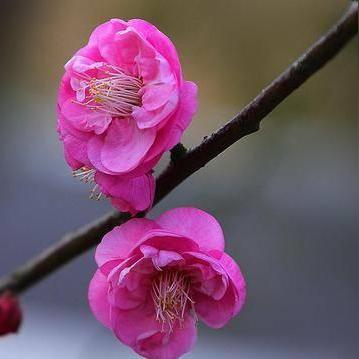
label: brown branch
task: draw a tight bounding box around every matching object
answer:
[0,3,357,295]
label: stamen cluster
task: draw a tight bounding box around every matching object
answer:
[75,65,142,118]
[151,271,195,332]
[72,167,102,200]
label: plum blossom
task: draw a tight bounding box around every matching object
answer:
[89,208,246,359]
[0,292,22,336]
[57,19,197,214]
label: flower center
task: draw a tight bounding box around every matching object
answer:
[72,167,102,200]
[151,271,196,333]
[74,65,142,117]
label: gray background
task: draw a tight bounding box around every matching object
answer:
[0,1,357,358]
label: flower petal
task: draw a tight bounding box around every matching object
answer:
[96,172,155,215]
[88,269,111,328]
[136,315,197,359]
[132,88,178,130]
[98,119,156,174]
[160,80,198,150]
[190,252,246,328]
[61,99,112,135]
[88,19,128,47]
[140,245,185,268]
[108,259,151,311]
[135,229,200,254]
[111,304,197,359]
[95,218,158,267]
[156,207,225,252]
[219,252,246,315]
[98,26,155,74]
[143,80,198,162]
[192,286,237,329]
[128,19,183,83]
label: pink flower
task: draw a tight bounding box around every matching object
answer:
[0,292,22,336]
[57,19,197,214]
[89,208,246,359]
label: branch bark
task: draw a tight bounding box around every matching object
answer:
[0,3,357,295]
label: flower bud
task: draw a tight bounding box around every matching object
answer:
[0,292,22,336]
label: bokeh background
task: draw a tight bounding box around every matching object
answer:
[0,0,357,358]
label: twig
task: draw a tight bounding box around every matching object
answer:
[170,143,187,163]
[0,3,357,295]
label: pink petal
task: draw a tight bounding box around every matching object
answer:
[128,19,183,83]
[64,55,96,77]
[57,117,93,169]
[111,301,160,347]
[132,89,179,130]
[116,258,154,289]
[102,254,140,278]
[111,304,197,359]
[61,133,90,168]
[162,80,198,150]
[109,287,146,311]
[142,80,197,162]
[219,252,247,315]
[74,44,103,62]
[61,99,112,134]
[156,207,225,252]
[96,172,155,215]
[188,264,227,301]
[190,252,246,328]
[135,229,200,254]
[88,19,128,47]
[136,315,197,359]
[140,245,185,268]
[88,135,161,176]
[95,218,158,267]
[98,119,156,174]
[106,257,154,308]
[98,27,155,73]
[142,83,175,111]
[88,269,111,328]
[57,73,74,108]
[184,252,228,300]
[193,287,237,329]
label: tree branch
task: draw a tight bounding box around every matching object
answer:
[170,143,187,163]
[0,3,357,295]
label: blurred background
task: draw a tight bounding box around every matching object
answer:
[0,0,357,358]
